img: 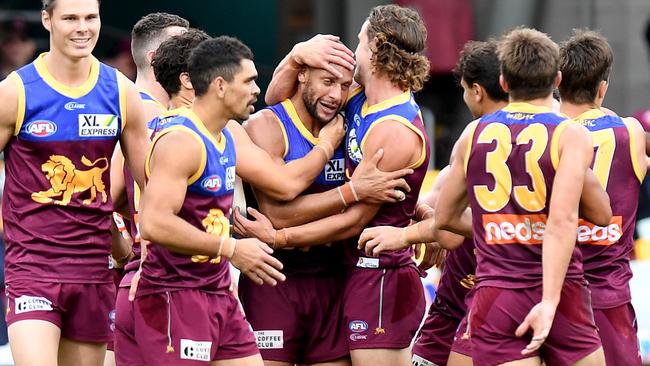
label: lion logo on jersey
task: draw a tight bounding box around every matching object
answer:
[191,208,230,264]
[31,155,109,206]
[347,128,363,164]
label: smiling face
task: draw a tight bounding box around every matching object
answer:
[300,65,353,125]
[223,59,260,122]
[42,0,100,59]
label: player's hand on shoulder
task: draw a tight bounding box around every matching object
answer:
[292,34,355,77]
[318,113,345,149]
[230,237,285,286]
[351,148,413,203]
[233,207,275,245]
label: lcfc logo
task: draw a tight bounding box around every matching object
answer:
[64,102,85,110]
[201,175,222,192]
[25,120,57,137]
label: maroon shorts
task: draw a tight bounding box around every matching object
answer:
[5,280,115,343]
[239,273,348,364]
[114,287,138,365]
[450,312,471,357]
[411,298,460,366]
[593,303,642,366]
[469,281,601,366]
[131,289,258,364]
[343,266,425,350]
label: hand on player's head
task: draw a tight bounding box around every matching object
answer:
[293,34,355,78]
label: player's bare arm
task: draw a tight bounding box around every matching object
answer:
[227,116,344,201]
[235,119,422,248]
[579,169,612,226]
[265,34,356,105]
[242,110,411,228]
[0,74,19,150]
[358,164,465,257]
[110,144,130,217]
[433,123,476,242]
[139,130,285,286]
[118,77,150,190]
[516,122,594,355]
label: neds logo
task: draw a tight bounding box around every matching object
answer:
[202,175,222,192]
[25,120,57,137]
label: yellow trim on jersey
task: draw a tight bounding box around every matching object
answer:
[9,72,25,136]
[346,86,363,103]
[139,89,167,110]
[623,117,645,183]
[176,107,227,154]
[360,114,426,169]
[361,90,411,118]
[117,72,127,130]
[550,119,573,170]
[463,120,479,175]
[281,99,319,145]
[574,108,606,122]
[145,125,207,185]
[34,53,100,99]
[502,102,553,114]
[271,112,289,159]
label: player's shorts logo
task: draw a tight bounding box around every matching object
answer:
[180,339,211,361]
[254,330,283,349]
[25,120,57,137]
[15,295,53,314]
[349,320,368,333]
[191,209,230,264]
[31,155,109,206]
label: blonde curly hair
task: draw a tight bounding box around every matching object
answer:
[366,5,430,92]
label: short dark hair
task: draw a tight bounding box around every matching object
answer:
[559,29,613,105]
[454,40,508,102]
[131,13,189,71]
[152,28,210,97]
[498,27,559,100]
[42,0,101,15]
[188,36,254,97]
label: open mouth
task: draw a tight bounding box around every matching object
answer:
[70,38,91,47]
[319,100,339,116]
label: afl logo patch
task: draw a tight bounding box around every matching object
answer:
[25,120,57,137]
[202,175,222,192]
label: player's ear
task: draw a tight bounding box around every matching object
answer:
[473,83,484,103]
[180,72,193,90]
[213,76,226,98]
[553,71,562,89]
[42,10,52,32]
[499,74,509,93]
[146,50,156,66]
[297,67,309,84]
[597,80,608,101]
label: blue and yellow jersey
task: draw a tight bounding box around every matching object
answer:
[139,89,166,111]
[4,52,126,284]
[263,99,346,275]
[344,87,430,269]
[140,107,236,294]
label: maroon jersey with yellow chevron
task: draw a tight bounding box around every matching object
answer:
[465,103,584,289]
[4,54,125,284]
[344,88,430,269]
[137,108,236,296]
[574,109,643,309]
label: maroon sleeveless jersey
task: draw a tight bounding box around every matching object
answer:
[465,103,584,289]
[4,54,125,284]
[574,109,643,308]
[344,88,431,268]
